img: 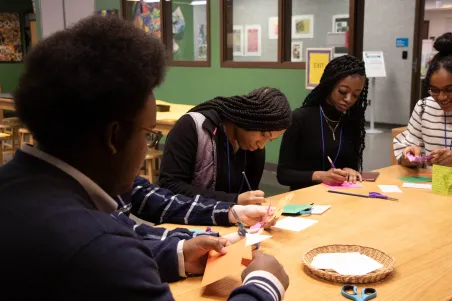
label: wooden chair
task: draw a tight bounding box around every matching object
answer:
[0,117,22,154]
[18,128,34,148]
[391,126,407,165]
[0,133,11,165]
[141,149,163,184]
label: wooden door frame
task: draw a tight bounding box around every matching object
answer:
[410,0,426,113]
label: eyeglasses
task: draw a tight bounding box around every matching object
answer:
[428,87,452,97]
[141,127,163,148]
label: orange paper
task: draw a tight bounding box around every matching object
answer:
[241,246,253,267]
[201,239,246,286]
[267,192,294,222]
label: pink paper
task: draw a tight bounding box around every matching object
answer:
[407,153,432,163]
[323,183,363,189]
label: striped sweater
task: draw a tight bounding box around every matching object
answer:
[393,97,452,161]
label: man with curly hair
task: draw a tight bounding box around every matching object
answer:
[0,16,289,300]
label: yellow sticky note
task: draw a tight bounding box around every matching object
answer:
[432,164,452,195]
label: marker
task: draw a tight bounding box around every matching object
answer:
[242,171,252,191]
[327,156,336,169]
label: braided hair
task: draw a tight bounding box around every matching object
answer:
[302,55,368,171]
[421,32,452,116]
[189,87,292,131]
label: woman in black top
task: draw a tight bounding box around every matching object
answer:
[159,87,292,204]
[277,55,368,191]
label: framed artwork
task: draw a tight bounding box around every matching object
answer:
[197,24,207,59]
[291,41,303,62]
[245,25,261,56]
[292,15,314,39]
[268,17,278,40]
[0,13,23,62]
[332,14,349,33]
[233,25,244,56]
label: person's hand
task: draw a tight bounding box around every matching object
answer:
[183,236,230,275]
[241,252,289,290]
[342,168,362,183]
[401,145,422,166]
[319,169,348,185]
[238,190,265,205]
[428,148,452,167]
[228,205,277,227]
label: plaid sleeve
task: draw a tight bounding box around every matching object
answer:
[128,176,234,226]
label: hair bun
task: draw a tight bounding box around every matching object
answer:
[434,32,452,55]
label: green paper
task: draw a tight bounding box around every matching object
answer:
[282,204,312,214]
[399,176,432,183]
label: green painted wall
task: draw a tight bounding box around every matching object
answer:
[154,0,309,163]
[0,0,33,93]
[95,0,121,11]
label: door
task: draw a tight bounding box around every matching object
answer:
[422,20,429,40]
[410,0,426,113]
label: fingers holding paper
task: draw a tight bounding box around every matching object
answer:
[241,252,290,290]
[228,205,277,227]
[183,236,231,275]
[428,149,452,167]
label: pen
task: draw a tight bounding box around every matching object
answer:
[242,171,252,191]
[327,156,336,169]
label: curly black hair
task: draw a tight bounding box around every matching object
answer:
[421,32,452,115]
[190,87,292,131]
[302,55,368,171]
[14,15,166,150]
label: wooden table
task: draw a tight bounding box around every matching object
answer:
[155,100,194,135]
[161,165,452,301]
[0,97,192,135]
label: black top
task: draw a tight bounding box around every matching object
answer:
[159,109,265,203]
[277,104,359,191]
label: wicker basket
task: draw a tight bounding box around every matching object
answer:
[302,244,395,284]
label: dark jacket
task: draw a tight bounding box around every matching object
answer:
[0,150,283,301]
[159,109,265,203]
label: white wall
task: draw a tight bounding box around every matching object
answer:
[38,0,95,39]
[363,0,416,124]
[424,10,452,39]
[425,0,452,9]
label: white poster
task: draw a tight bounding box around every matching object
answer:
[363,51,387,78]
[268,17,278,40]
[245,25,261,56]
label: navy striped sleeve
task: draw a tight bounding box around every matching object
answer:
[228,271,286,301]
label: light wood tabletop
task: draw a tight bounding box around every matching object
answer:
[0,97,193,135]
[158,165,452,301]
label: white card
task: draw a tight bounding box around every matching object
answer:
[245,233,272,247]
[310,205,331,215]
[272,217,318,232]
[377,185,403,193]
[311,253,383,276]
[402,183,432,189]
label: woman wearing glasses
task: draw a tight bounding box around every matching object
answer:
[277,55,368,190]
[159,87,292,205]
[394,32,452,168]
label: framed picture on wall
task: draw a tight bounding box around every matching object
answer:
[291,41,303,62]
[0,12,23,62]
[268,17,278,40]
[292,15,314,39]
[233,25,244,56]
[332,14,349,33]
[245,25,261,56]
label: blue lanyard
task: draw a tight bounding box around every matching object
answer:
[223,128,247,194]
[320,108,342,170]
[223,129,231,193]
[445,113,452,150]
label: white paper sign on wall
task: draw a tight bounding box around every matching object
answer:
[363,51,387,78]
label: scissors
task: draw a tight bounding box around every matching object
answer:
[341,285,377,301]
[231,208,248,237]
[328,190,398,201]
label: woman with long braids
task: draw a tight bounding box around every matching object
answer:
[277,55,368,190]
[159,87,292,204]
[394,32,452,168]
